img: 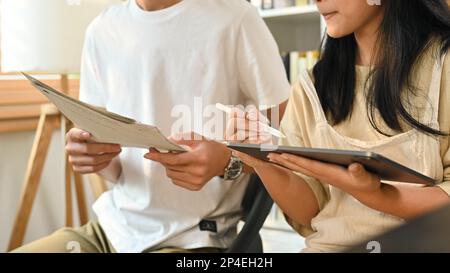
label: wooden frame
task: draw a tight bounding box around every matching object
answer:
[4,76,109,251]
[0,75,79,133]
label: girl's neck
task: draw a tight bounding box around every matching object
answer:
[354,11,384,67]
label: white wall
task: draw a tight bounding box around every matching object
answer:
[0,130,96,252]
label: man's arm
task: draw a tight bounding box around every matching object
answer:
[72,25,123,182]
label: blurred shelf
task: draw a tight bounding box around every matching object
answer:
[260,5,319,23]
[257,4,324,54]
[0,74,61,80]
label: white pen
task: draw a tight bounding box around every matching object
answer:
[215,103,286,138]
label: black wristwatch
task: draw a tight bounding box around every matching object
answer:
[222,155,244,181]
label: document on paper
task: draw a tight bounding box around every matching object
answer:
[23,73,185,152]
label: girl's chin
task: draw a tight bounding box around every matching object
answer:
[326,28,352,39]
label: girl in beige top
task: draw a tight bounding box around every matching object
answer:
[230,0,450,252]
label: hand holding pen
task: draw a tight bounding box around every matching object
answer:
[216,103,285,145]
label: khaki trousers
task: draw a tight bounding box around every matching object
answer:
[11,221,224,253]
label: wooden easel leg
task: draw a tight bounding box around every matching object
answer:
[65,165,89,227]
[7,111,59,251]
[73,171,88,225]
[61,116,73,227]
[64,153,73,227]
[63,118,89,226]
[88,174,108,201]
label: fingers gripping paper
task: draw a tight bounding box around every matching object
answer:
[23,73,185,152]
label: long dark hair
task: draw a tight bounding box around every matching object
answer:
[313,0,450,136]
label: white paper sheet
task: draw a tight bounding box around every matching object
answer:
[23,73,186,152]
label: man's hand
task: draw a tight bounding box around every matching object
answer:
[144,132,232,191]
[65,128,122,174]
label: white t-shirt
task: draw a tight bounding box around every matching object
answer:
[79,0,290,253]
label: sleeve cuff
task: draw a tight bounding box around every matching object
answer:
[437,181,450,197]
[296,172,329,211]
[283,173,330,237]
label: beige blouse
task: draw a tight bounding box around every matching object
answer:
[279,42,450,252]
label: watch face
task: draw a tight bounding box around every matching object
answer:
[225,156,243,180]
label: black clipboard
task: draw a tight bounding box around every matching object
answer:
[228,143,435,185]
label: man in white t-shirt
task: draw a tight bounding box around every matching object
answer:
[12,0,289,253]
